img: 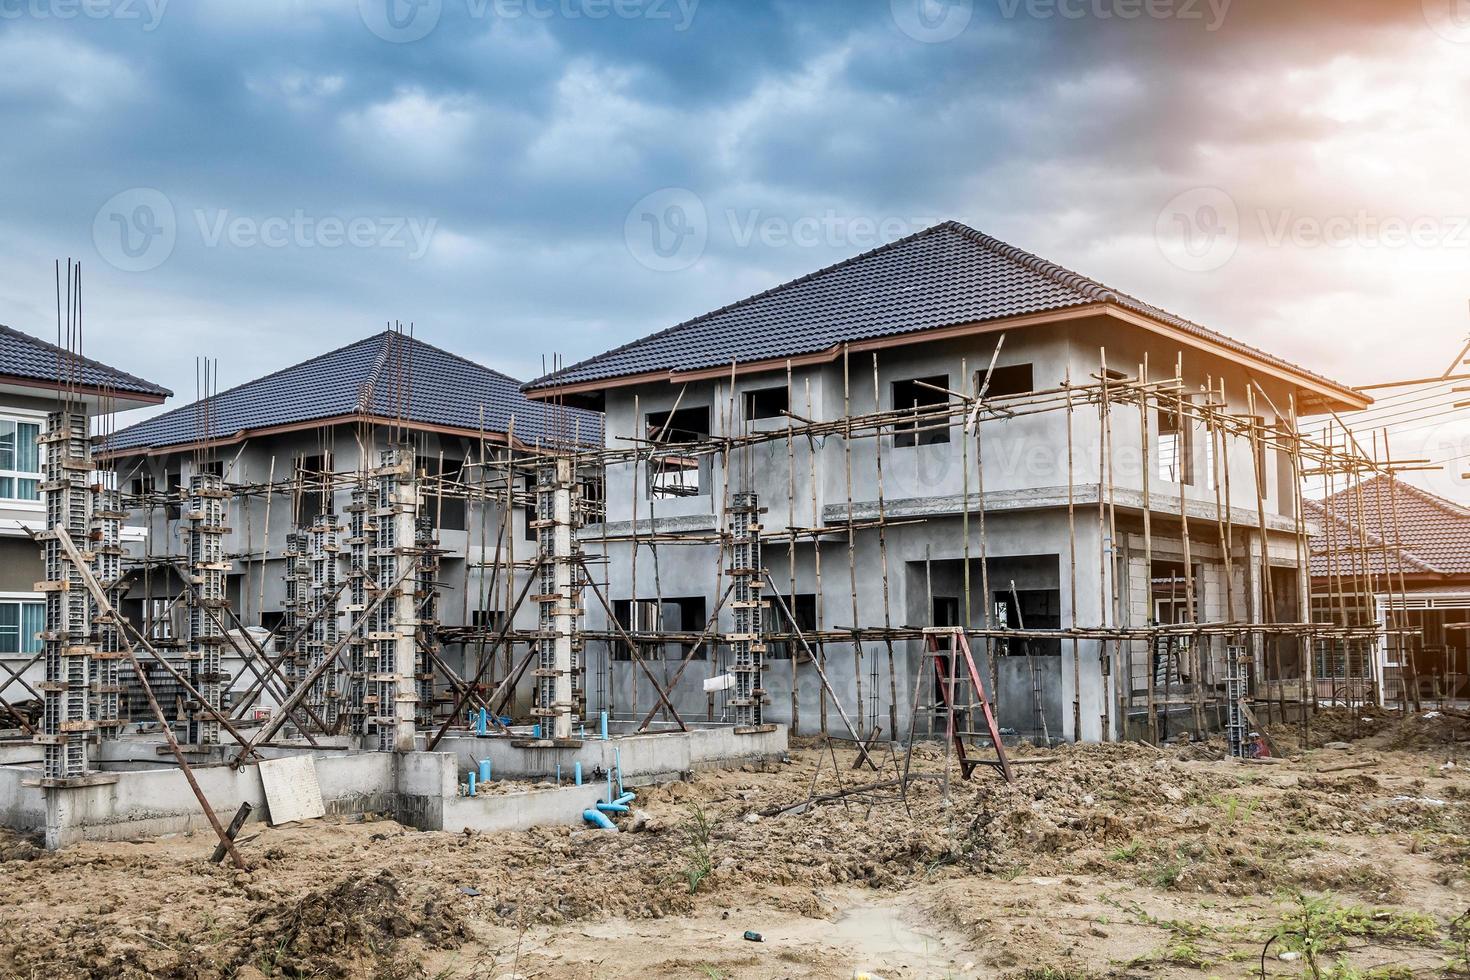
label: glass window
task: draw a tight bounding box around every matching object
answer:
[0,419,42,502]
[0,602,17,654]
[0,600,41,655]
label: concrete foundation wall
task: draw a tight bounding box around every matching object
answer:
[28,750,397,849]
[435,725,787,787]
[2,725,788,849]
[442,782,607,834]
[0,766,45,829]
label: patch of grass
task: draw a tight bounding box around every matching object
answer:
[1107,841,1142,862]
[1148,856,1185,889]
[1211,794,1259,825]
[1273,893,1440,978]
[683,804,714,895]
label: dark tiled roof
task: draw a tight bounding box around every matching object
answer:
[525,221,1361,402]
[0,323,170,398]
[1305,476,1470,580]
[107,330,600,453]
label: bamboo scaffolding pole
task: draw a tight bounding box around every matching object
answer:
[1177,357,1201,736]
[872,354,899,739]
[1066,369,1081,741]
[842,346,865,733]
[1139,357,1156,743]
[786,359,800,735]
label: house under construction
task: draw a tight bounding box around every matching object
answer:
[0,229,1421,851]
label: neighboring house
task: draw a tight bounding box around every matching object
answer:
[104,329,602,714]
[1306,476,1470,704]
[0,324,170,721]
[526,220,1370,742]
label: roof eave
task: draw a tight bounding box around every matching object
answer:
[1098,305,1370,414]
[97,411,518,460]
[0,373,170,407]
[525,303,1370,413]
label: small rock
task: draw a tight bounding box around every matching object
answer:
[1161,785,1184,803]
[743,812,762,824]
[1089,926,1108,938]
[629,809,662,833]
[1324,741,1350,751]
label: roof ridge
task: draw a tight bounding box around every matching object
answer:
[1308,500,1441,574]
[0,322,172,396]
[387,329,525,386]
[1387,475,1470,520]
[528,221,966,389]
[939,222,1118,303]
[524,220,1361,400]
[358,331,395,413]
[113,330,394,439]
[1322,473,1470,522]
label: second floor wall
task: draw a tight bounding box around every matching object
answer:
[596,315,1334,533]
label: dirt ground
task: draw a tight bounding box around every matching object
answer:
[1,708,1468,979]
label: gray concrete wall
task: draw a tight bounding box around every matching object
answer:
[441,782,607,834]
[26,751,398,848]
[0,765,45,830]
[434,725,787,786]
[116,424,544,713]
[1,724,789,848]
[581,319,1318,743]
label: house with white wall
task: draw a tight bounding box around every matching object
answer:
[103,329,601,721]
[0,324,169,727]
[525,221,1369,743]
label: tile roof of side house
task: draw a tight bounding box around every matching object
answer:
[0,323,171,398]
[524,220,1364,408]
[106,330,601,454]
[1304,476,1470,581]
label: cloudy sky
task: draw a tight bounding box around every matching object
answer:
[3,0,1470,492]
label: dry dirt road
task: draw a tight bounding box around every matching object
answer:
[1,708,1467,979]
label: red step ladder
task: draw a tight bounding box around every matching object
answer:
[926,628,1013,783]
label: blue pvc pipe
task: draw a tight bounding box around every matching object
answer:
[467,773,477,797]
[532,723,541,739]
[596,802,630,814]
[555,763,562,785]
[600,712,608,740]
[574,761,583,785]
[476,708,487,735]
[583,808,617,831]
[478,759,492,784]
[613,792,635,806]
[614,748,624,797]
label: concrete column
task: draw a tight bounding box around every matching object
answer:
[393,469,418,752]
[552,458,575,740]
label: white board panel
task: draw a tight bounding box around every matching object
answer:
[258,755,326,826]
